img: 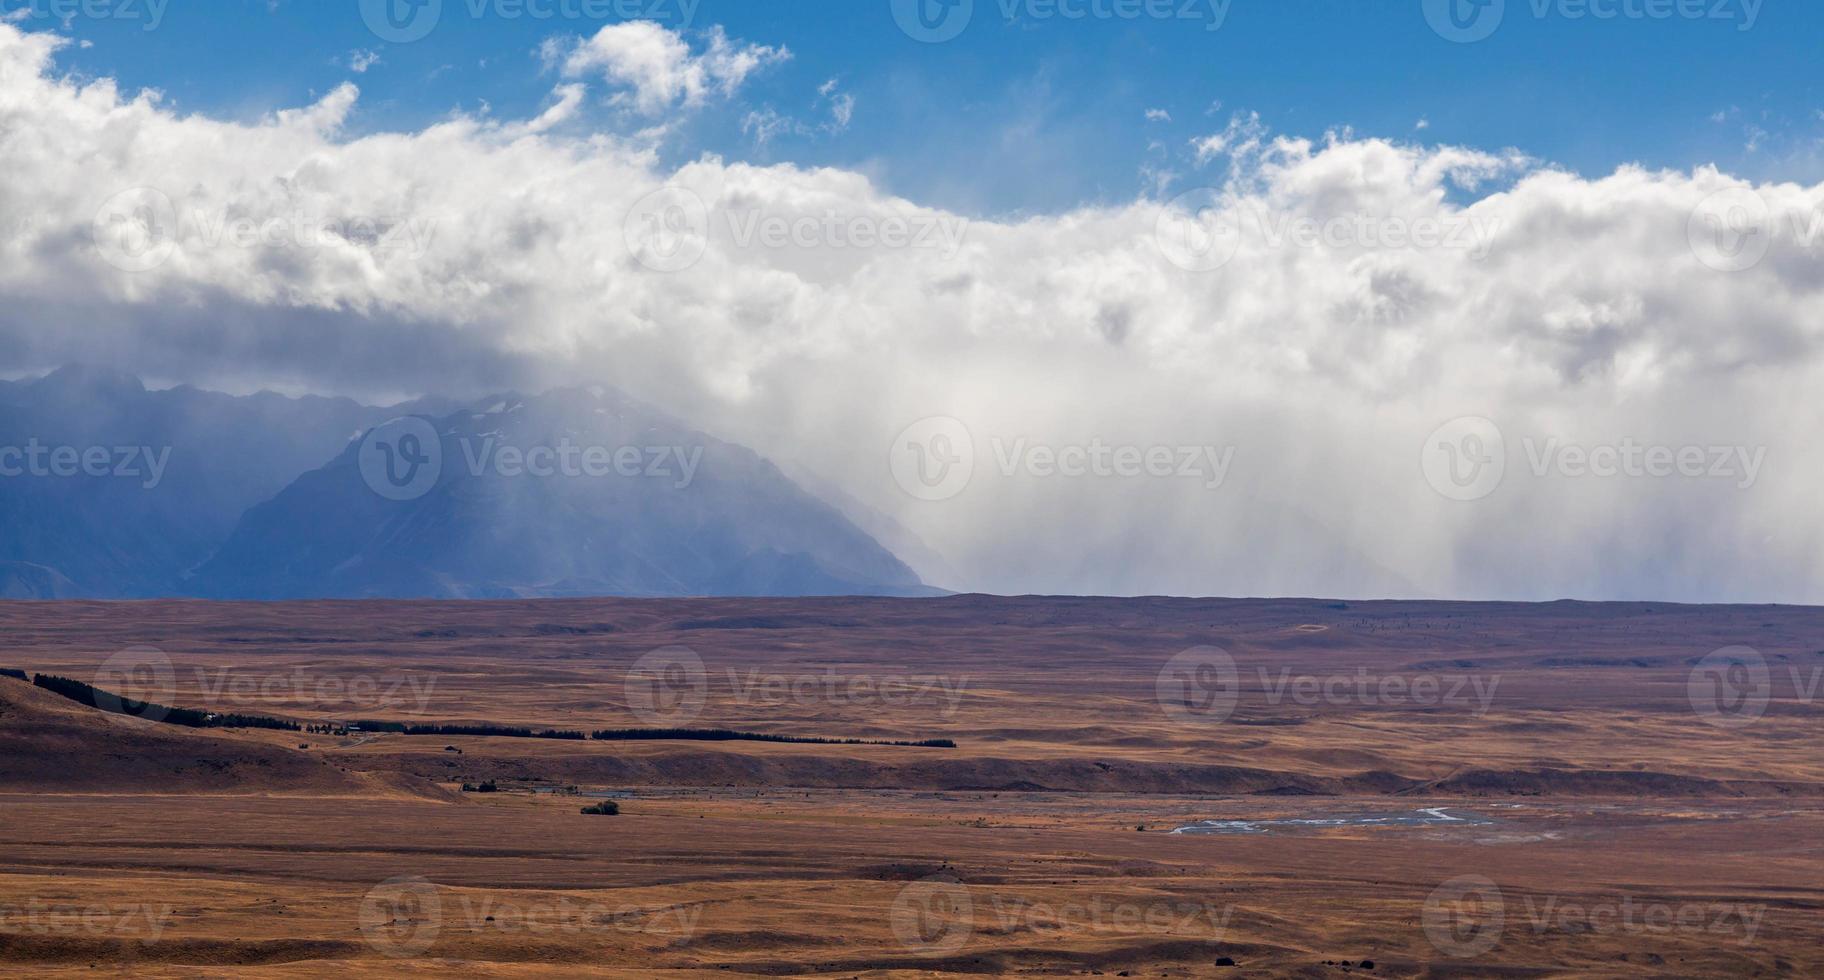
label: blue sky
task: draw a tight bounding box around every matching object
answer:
[19,0,1824,214]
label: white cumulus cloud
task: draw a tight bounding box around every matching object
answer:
[3,23,1823,602]
[552,21,788,115]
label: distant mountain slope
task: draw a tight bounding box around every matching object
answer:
[191,386,934,599]
[0,366,422,596]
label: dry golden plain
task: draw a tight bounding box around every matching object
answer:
[1,595,1821,976]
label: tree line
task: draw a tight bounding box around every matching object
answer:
[31,674,301,731]
[23,672,955,747]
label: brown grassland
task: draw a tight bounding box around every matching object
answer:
[0,595,1820,977]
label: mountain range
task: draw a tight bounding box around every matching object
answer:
[0,367,934,599]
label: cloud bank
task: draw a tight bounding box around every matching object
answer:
[3,22,1822,602]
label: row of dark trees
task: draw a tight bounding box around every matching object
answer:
[588,728,956,748]
[17,671,955,748]
[317,719,955,747]
[31,674,302,731]
[341,720,585,739]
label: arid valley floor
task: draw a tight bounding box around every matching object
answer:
[1,596,1820,977]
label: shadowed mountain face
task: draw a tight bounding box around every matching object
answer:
[0,366,416,596]
[191,387,932,599]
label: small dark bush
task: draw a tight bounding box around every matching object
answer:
[580,801,619,816]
